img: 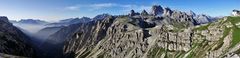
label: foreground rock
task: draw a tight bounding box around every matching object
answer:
[0,53,27,58]
[0,16,35,57]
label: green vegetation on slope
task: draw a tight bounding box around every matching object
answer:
[227,16,240,48]
[186,39,213,58]
[148,47,166,58]
[228,16,240,24]
[193,23,211,31]
[212,27,231,50]
[231,27,240,48]
[147,46,189,58]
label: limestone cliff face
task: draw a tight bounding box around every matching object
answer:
[63,8,196,57]
[64,16,240,58]
[0,16,35,57]
[63,16,115,57]
[63,6,240,58]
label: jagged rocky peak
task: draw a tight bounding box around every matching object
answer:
[93,13,111,20]
[194,14,210,24]
[73,17,91,23]
[187,10,196,17]
[129,9,135,16]
[163,7,173,16]
[129,9,140,16]
[151,5,164,16]
[81,16,90,19]
[232,9,240,16]
[141,10,149,16]
[0,16,10,23]
[170,10,191,20]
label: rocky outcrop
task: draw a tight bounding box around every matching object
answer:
[0,16,35,57]
[141,10,149,16]
[129,10,136,16]
[163,7,173,16]
[151,5,164,16]
[129,10,140,16]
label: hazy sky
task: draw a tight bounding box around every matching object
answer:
[0,0,239,22]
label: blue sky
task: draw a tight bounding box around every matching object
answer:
[0,0,239,22]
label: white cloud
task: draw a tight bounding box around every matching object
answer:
[64,3,152,12]
[91,3,117,9]
[88,3,117,10]
[65,5,80,11]
[65,3,117,11]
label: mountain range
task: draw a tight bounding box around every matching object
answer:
[1,5,240,58]
[11,19,49,25]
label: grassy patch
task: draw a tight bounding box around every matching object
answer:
[169,27,184,32]
[193,23,211,31]
[175,51,185,58]
[223,27,231,38]
[172,22,187,29]
[148,47,165,58]
[228,16,240,24]
[230,27,240,48]
[227,16,240,48]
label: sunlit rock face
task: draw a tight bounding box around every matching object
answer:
[63,12,195,58]
[62,5,240,58]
